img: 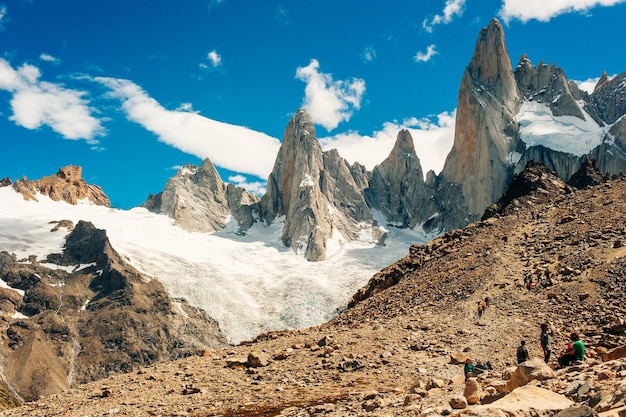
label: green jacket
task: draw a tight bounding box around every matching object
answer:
[572,340,585,361]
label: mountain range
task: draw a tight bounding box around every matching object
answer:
[142,18,626,262]
[1,17,626,410]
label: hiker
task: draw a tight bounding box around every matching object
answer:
[540,323,553,363]
[464,358,474,382]
[558,333,585,367]
[516,340,529,364]
[475,360,493,372]
[524,274,532,291]
[477,301,484,317]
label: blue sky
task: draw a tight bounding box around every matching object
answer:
[1,0,626,209]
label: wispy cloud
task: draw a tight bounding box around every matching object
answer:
[95,77,281,179]
[274,5,289,26]
[39,53,61,65]
[423,0,466,33]
[362,46,376,62]
[295,59,365,131]
[414,44,438,63]
[318,110,456,176]
[206,0,225,12]
[0,59,103,142]
[499,0,626,22]
[0,4,7,31]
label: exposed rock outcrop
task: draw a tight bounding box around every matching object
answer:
[11,166,109,206]
[260,109,377,261]
[0,221,228,401]
[567,156,607,189]
[515,55,586,120]
[440,18,521,221]
[365,130,440,231]
[143,158,259,234]
[482,160,573,220]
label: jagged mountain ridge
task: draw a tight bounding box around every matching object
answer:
[142,19,626,262]
[4,161,626,416]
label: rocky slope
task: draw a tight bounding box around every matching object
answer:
[3,161,626,416]
[0,219,228,405]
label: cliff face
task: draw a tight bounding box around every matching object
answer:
[366,130,439,230]
[143,158,259,234]
[260,109,377,261]
[440,19,522,220]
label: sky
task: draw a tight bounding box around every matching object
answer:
[1,0,626,209]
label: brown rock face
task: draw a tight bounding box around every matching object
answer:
[0,221,228,402]
[12,166,110,206]
[440,18,521,220]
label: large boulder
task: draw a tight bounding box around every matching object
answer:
[504,358,555,392]
[486,385,574,414]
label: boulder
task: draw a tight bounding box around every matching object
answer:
[449,395,468,409]
[486,385,574,413]
[603,345,626,362]
[504,358,555,392]
[463,378,480,405]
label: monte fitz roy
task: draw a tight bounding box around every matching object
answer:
[1,17,626,405]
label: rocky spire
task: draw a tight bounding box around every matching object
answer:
[594,70,610,93]
[466,18,518,108]
[440,18,521,220]
[366,130,438,229]
[260,109,374,261]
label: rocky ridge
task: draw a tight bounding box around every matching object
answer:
[3,161,626,416]
[0,220,227,405]
[9,166,110,207]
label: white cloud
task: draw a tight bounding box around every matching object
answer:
[499,0,626,22]
[0,59,103,141]
[207,50,222,67]
[95,77,281,180]
[295,59,365,131]
[423,0,466,32]
[362,46,376,62]
[0,4,7,31]
[176,102,196,112]
[39,53,61,64]
[318,110,456,176]
[573,73,618,94]
[414,44,438,63]
[228,174,266,195]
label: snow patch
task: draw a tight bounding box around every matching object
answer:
[517,100,607,156]
[299,174,315,188]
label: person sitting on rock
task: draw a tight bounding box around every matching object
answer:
[516,340,529,364]
[558,333,585,367]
